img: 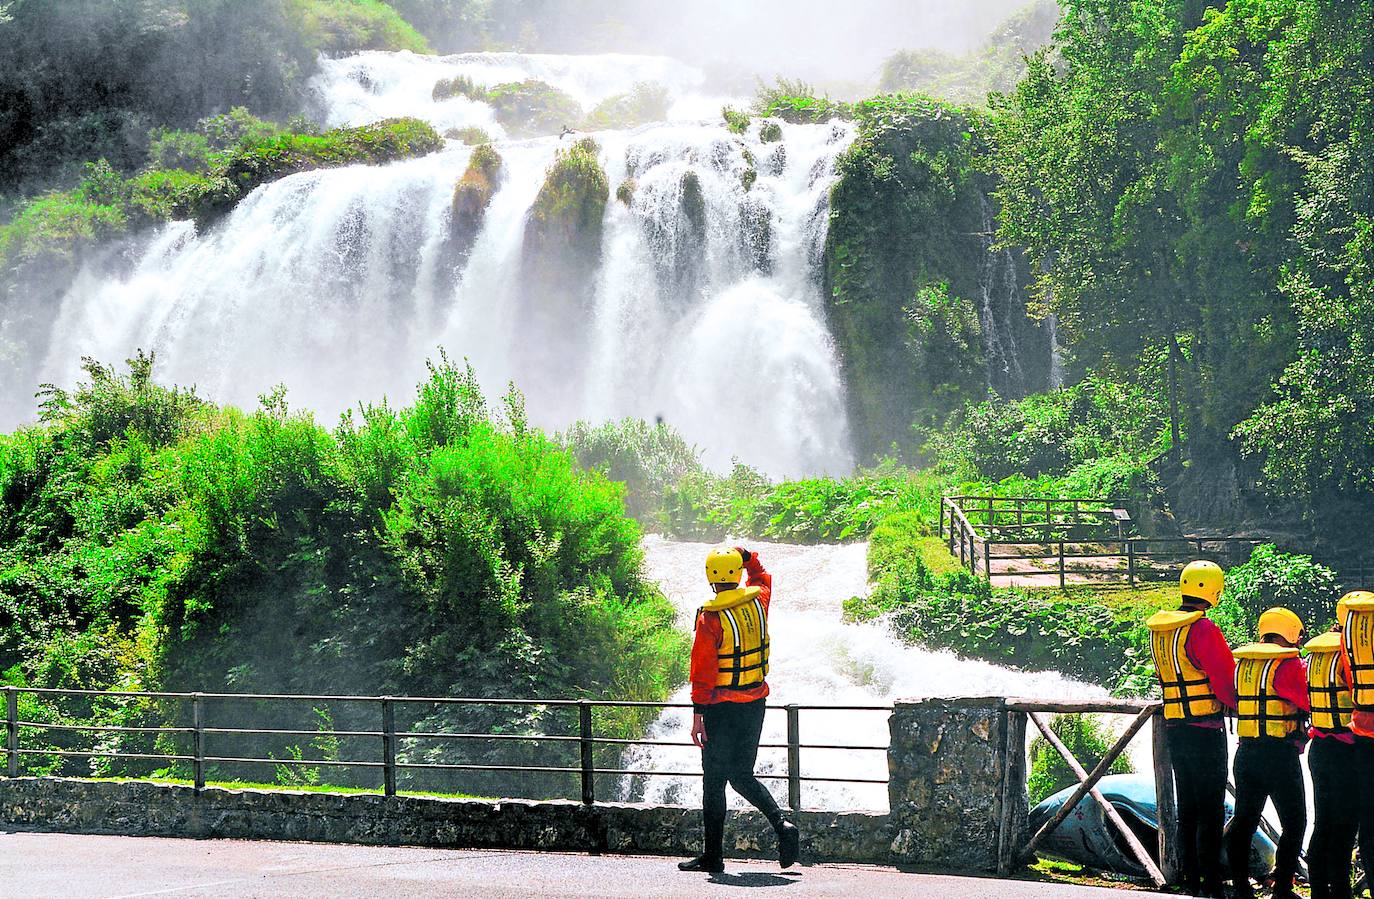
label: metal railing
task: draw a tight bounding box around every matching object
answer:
[2,686,891,811]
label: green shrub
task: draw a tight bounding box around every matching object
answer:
[290,0,432,54]
[1,353,688,788]
[444,126,492,145]
[585,82,670,130]
[433,75,484,102]
[722,107,751,134]
[486,80,582,138]
[146,128,212,173]
[615,178,636,205]
[758,121,783,143]
[1223,544,1339,638]
[563,418,701,524]
[1027,714,1133,806]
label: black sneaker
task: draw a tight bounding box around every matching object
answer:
[677,856,724,873]
[777,820,800,868]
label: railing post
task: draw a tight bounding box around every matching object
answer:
[984,538,992,582]
[578,700,594,806]
[192,692,205,792]
[1152,711,1178,884]
[786,704,801,813]
[939,499,946,540]
[6,686,17,778]
[382,697,396,798]
[1058,540,1066,589]
[1127,539,1136,586]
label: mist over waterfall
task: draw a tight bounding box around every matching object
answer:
[28,52,854,477]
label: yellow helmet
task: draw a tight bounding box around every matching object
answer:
[1258,607,1304,645]
[1338,590,1374,624]
[1180,560,1224,607]
[705,547,743,586]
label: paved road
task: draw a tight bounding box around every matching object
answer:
[0,832,1169,898]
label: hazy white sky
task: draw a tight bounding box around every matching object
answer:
[521,0,1039,86]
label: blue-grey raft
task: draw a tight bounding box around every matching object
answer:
[1029,774,1277,877]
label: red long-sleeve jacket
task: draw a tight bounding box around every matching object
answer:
[690,554,771,712]
[1178,616,1239,728]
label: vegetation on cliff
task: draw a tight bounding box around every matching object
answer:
[449,143,503,259]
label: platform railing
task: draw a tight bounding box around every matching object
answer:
[1,686,890,812]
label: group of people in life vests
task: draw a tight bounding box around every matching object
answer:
[1149,559,1374,899]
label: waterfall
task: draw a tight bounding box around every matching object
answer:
[627,538,1104,812]
[1047,312,1065,389]
[976,193,1028,399]
[26,51,854,478]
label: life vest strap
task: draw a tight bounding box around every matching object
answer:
[718,640,771,660]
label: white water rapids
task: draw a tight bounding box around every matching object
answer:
[30,51,851,476]
[630,538,1104,812]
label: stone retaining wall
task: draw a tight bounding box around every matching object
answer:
[0,696,1027,871]
[0,778,891,864]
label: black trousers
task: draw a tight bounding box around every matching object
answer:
[1354,737,1374,895]
[1229,736,1306,893]
[1308,736,1359,899]
[699,699,784,859]
[1166,723,1228,894]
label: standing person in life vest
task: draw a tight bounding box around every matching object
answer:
[677,546,800,874]
[1228,607,1310,899]
[1145,560,1238,899]
[1305,594,1359,899]
[1337,590,1374,894]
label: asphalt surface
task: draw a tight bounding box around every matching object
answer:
[0,832,1171,898]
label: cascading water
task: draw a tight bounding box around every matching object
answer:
[976,193,1028,398]
[29,51,853,477]
[626,538,1105,812]
[1047,311,1066,390]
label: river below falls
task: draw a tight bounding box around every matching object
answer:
[625,537,1106,812]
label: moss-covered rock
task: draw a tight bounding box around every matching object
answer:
[201,117,445,224]
[584,82,670,130]
[759,121,783,143]
[526,137,609,259]
[740,195,771,274]
[616,178,636,206]
[823,96,1048,459]
[487,80,583,138]
[449,143,503,262]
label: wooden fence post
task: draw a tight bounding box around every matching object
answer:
[997,709,1028,874]
[1127,540,1137,587]
[984,538,992,581]
[1152,712,1178,884]
[1058,541,1066,589]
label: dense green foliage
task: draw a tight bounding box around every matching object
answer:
[585,83,671,131]
[1027,714,1134,806]
[0,355,686,784]
[1216,544,1339,641]
[527,138,609,253]
[822,94,1048,458]
[991,0,1374,534]
[0,0,430,201]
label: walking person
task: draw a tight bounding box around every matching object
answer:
[1145,560,1237,898]
[678,546,800,874]
[1229,607,1310,899]
[1305,596,1359,899]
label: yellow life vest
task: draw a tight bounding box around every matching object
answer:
[1342,595,1374,711]
[702,586,769,690]
[1234,643,1304,739]
[1305,632,1353,732]
[1147,610,1222,721]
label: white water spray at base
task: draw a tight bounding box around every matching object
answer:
[627,538,1106,812]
